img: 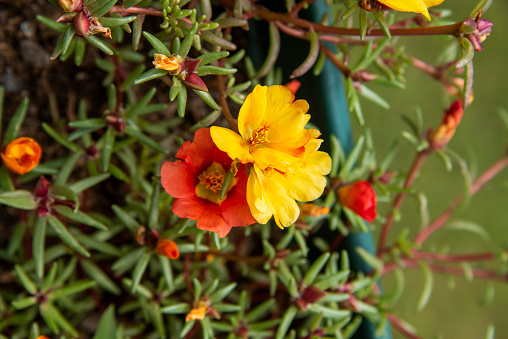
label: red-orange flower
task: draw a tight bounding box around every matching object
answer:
[1,137,42,175]
[161,128,256,238]
[36,336,50,339]
[337,181,377,222]
[156,238,180,259]
[428,100,464,150]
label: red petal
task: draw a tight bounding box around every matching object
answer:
[161,162,196,198]
[177,128,216,170]
[196,200,232,238]
[172,196,204,220]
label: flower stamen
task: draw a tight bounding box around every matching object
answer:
[248,125,270,145]
[198,169,224,193]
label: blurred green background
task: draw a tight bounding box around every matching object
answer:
[349,1,508,338]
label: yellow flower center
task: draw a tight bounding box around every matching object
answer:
[248,125,270,146]
[195,162,237,204]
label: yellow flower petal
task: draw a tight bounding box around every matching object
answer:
[238,85,268,139]
[247,166,300,228]
[210,126,254,164]
[378,0,444,20]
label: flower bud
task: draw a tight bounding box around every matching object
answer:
[337,180,377,222]
[1,137,42,175]
[73,11,89,36]
[58,0,82,13]
[156,238,180,259]
[285,79,301,94]
[428,100,463,150]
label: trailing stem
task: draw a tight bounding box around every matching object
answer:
[414,153,508,245]
[377,149,431,257]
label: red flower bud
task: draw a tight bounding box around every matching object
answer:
[156,238,180,259]
[337,181,377,222]
[73,11,89,36]
[428,100,464,150]
[285,79,301,94]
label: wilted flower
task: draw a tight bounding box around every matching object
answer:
[428,100,464,149]
[211,85,331,228]
[153,54,207,92]
[156,238,180,259]
[464,17,493,51]
[361,0,444,21]
[337,180,377,222]
[160,128,256,238]
[298,203,330,219]
[88,16,112,38]
[185,301,208,322]
[1,137,42,175]
[153,54,182,73]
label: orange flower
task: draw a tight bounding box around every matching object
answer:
[428,100,463,150]
[185,301,208,322]
[156,238,180,259]
[36,336,50,339]
[161,128,256,238]
[1,137,42,175]
[337,181,377,222]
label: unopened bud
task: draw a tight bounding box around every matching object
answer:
[73,11,89,36]
[428,100,464,150]
[58,0,83,12]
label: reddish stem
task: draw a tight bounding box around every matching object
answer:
[414,154,508,245]
[110,5,163,17]
[387,313,423,339]
[383,258,508,282]
[319,43,351,76]
[254,7,465,37]
[377,149,431,257]
[411,250,500,262]
[216,74,239,133]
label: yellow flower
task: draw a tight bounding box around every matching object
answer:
[246,130,331,227]
[185,301,207,322]
[153,53,182,74]
[1,137,42,175]
[211,86,331,228]
[211,85,311,172]
[377,0,444,20]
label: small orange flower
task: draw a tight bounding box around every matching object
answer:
[156,238,180,259]
[36,336,50,339]
[337,181,377,222]
[298,203,330,219]
[153,54,182,74]
[1,137,42,175]
[185,301,208,322]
